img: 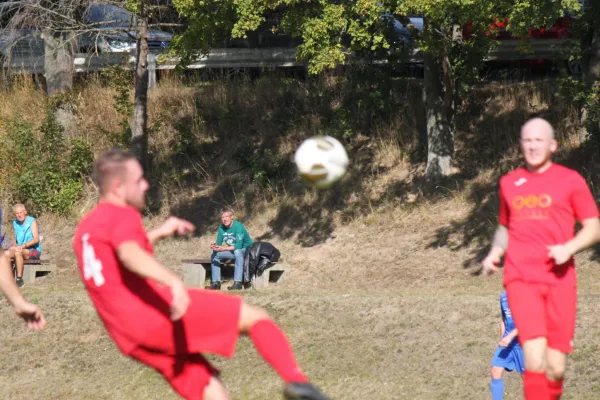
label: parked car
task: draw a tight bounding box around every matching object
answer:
[0,2,172,58]
[79,3,172,53]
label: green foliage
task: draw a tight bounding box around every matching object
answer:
[584,82,600,136]
[101,66,133,147]
[170,0,586,95]
[1,108,94,215]
[554,1,600,137]
[237,146,288,187]
[169,0,238,69]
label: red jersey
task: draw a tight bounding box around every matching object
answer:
[73,203,173,354]
[499,163,599,285]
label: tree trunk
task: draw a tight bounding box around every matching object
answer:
[423,52,454,178]
[42,30,74,95]
[584,30,600,88]
[131,2,149,170]
[581,28,600,139]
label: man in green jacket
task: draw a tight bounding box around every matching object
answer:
[206,207,253,291]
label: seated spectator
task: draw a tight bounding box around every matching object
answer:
[4,204,42,287]
[205,207,252,291]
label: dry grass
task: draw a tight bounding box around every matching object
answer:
[3,200,600,399]
[0,76,46,125]
[1,76,600,399]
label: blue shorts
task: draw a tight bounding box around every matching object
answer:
[491,345,525,374]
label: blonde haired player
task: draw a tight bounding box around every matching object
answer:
[73,149,329,400]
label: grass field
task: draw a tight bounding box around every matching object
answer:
[2,197,600,400]
[0,75,598,399]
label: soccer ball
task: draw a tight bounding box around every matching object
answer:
[294,136,349,189]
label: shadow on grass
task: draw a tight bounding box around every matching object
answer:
[428,86,600,273]
[153,76,598,263]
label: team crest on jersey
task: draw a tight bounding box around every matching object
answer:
[514,177,527,186]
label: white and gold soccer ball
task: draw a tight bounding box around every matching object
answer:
[294,136,349,189]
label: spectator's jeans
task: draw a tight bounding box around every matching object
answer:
[211,249,246,282]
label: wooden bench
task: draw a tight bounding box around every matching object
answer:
[14,259,57,284]
[182,258,289,289]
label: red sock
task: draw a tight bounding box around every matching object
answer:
[248,320,309,384]
[547,378,564,400]
[524,371,549,400]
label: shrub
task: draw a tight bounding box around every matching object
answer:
[0,107,94,215]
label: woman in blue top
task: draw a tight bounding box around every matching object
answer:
[4,204,42,287]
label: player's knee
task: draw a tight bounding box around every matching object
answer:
[203,376,230,400]
[546,361,566,381]
[239,302,271,332]
[524,353,546,372]
[490,366,504,379]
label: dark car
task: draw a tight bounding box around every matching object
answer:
[80,3,172,53]
[0,2,172,57]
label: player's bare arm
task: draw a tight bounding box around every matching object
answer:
[0,254,45,330]
[117,241,190,320]
[147,216,195,244]
[483,225,508,275]
[548,217,600,265]
[499,328,518,347]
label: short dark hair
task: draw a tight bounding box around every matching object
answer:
[92,148,136,195]
[220,207,234,215]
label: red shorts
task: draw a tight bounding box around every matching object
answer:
[129,289,242,400]
[505,280,576,353]
[26,249,41,260]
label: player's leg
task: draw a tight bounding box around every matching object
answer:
[545,283,576,400]
[203,376,231,400]
[130,347,221,400]
[238,301,330,400]
[490,365,505,400]
[174,290,330,399]
[506,281,548,400]
[523,338,548,372]
[491,345,518,400]
[239,302,308,382]
[546,349,567,400]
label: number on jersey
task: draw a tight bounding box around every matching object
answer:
[82,233,105,287]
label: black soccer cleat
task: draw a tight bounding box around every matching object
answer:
[283,382,330,400]
[16,277,24,288]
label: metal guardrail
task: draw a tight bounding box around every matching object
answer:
[1,39,572,75]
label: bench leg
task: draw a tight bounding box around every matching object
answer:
[22,265,37,284]
[253,269,271,289]
[183,263,207,288]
